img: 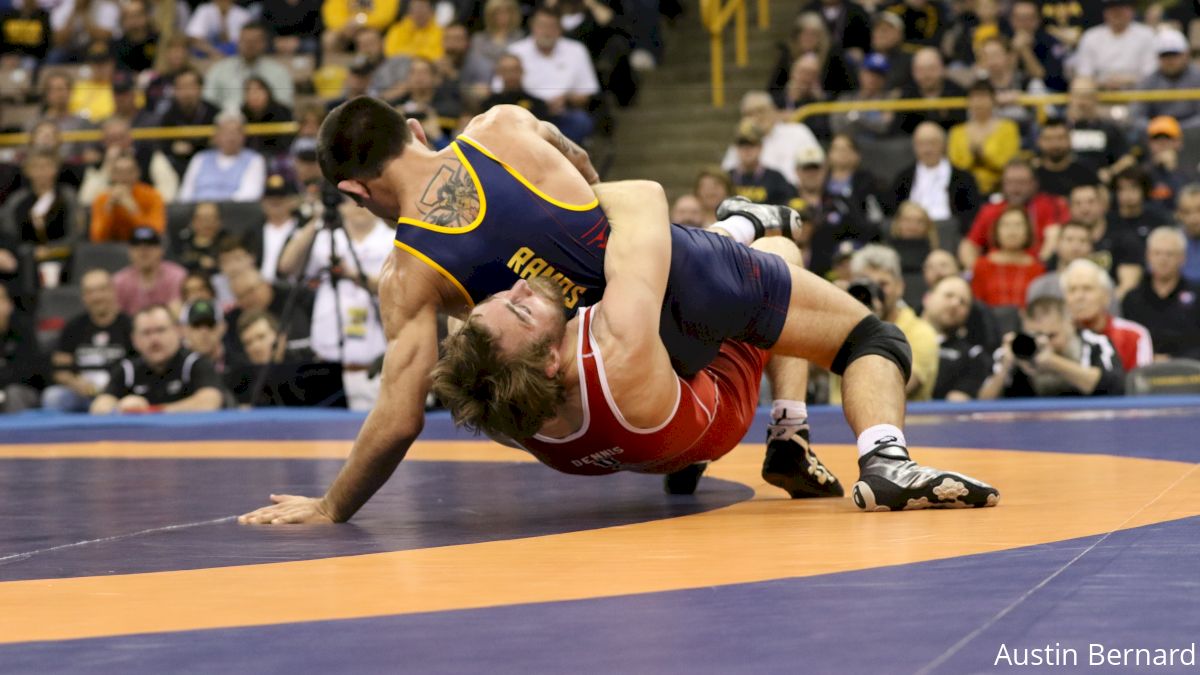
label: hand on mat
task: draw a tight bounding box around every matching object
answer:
[238,494,335,525]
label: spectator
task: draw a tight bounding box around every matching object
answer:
[975,37,1032,129]
[480,54,550,119]
[178,112,267,203]
[692,166,731,227]
[78,117,178,206]
[32,73,91,150]
[888,121,981,246]
[1008,0,1067,92]
[112,0,157,72]
[90,304,225,414]
[260,0,322,55]
[977,296,1124,398]
[213,237,256,307]
[948,81,1020,195]
[881,0,947,50]
[144,35,193,113]
[1130,30,1200,130]
[69,42,118,123]
[203,23,294,112]
[801,0,872,59]
[321,0,397,53]
[109,71,157,130]
[48,0,119,63]
[89,154,165,243]
[278,198,390,411]
[721,91,820,187]
[507,5,600,145]
[670,194,703,228]
[463,0,524,97]
[894,47,966,135]
[1178,185,1200,284]
[922,247,1001,351]
[1143,116,1198,210]
[384,0,442,61]
[792,145,878,278]
[553,0,638,107]
[1067,183,1144,298]
[240,76,295,158]
[869,10,911,91]
[847,243,939,400]
[1063,258,1153,370]
[772,55,830,141]
[0,149,80,285]
[1111,165,1172,243]
[158,69,220,178]
[186,0,252,60]
[225,309,322,405]
[328,59,378,111]
[180,298,228,373]
[768,13,856,100]
[1025,220,1094,305]
[1072,0,1156,90]
[224,268,312,361]
[0,0,51,64]
[1033,117,1098,199]
[112,226,188,316]
[173,202,225,274]
[366,30,414,99]
[1040,0,1101,49]
[826,133,883,229]
[436,22,482,104]
[256,175,299,282]
[1065,76,1135,182]
[970,208,1045,308]
[830,52,896,142]
[390,57,463,125]
[961,160,1069,270]
[1121,227,1200,360]
[727,121,795,206]
[887,200,937,302]
[181,270,218,306]
[922,275,992,401]
[0,283,41,412]
[41,269,132,412]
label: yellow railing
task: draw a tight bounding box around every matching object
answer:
[788,89,1200,124]
[700,0,769,108]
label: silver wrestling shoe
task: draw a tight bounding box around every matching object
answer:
[853,443,1000,511]
[715,196,803,243]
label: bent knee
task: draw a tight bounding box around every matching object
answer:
[750,236,803,268]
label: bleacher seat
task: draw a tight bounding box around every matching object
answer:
[35,285,84,350]
[166,201,265,252]
[72,242,131,279]
[1126,359,1200,396]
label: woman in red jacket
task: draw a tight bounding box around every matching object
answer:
[971,207,1045,308]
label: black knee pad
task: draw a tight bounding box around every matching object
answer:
[829,315,912,381]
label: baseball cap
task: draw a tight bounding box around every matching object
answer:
[1148,115,1182,139]
[130,226,161,245]
[874,11,904,30]
[861,52,890,75]
[795,144,826,168]
[734,120,764,146]
[263,173,295,198]
[183,299,220,328]
[1157,29,1188,56]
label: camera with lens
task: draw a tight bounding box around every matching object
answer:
[1011,332,1040,361]
[847,277,884,318]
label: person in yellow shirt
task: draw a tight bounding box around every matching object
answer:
[69,42,117,122]
[321,0,399,53]
[384,0,442,61]
[948,80,1020,195]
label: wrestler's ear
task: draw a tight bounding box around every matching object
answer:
[407,117,429,146]
[544,347,562,379]
[337,180,369,202]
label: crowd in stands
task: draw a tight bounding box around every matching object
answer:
[0,0,672,413]
[682,0,1200,402]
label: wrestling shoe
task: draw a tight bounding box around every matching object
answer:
[852,443,1000,511]
[761,427,843,498]
[716,196,803,243]
[664,462,708,495]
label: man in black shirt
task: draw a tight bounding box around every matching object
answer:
[479,54,550,120]
[1066,77,1135,182]
[1033,117,1098,198]
[728,123,797,206]
[978,296,1124,398]
[90,305,224,413]
[1121,226,1200,360]
[42,269,134,412]
[0,283,42,413]
[922,276,992,400]
[224,268,312,362]
[111,0,158,73]
[0,0,51,62]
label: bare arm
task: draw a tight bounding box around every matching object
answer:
[277,219,319,278]
[89,394,118,414]
[161,387,223,412]
[537,120,599,184]
[1115,264,1142,300]
[1036,352,1102,395]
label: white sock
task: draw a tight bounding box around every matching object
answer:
[767,400,807,441]
[856,424,907,457]
[709,215,757,245]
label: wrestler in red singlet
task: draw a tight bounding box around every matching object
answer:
[519,306,769,476]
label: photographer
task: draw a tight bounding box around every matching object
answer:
[978,296,1124,399]
[277,194,391,411]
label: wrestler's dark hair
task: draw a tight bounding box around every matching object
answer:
[318,96,411,185]
[431,320,565,441]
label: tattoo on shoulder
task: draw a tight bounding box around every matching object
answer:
[547,124,581,157]
[416,162,480,228]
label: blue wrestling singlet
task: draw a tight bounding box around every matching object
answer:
[394,135,792,376]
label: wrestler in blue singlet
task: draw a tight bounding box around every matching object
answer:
[394,135,793,376]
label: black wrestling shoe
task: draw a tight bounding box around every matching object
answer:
[852,444,1000,511]
[664,462,708,495]
[761,427,843,498]
[716,196,803,243]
